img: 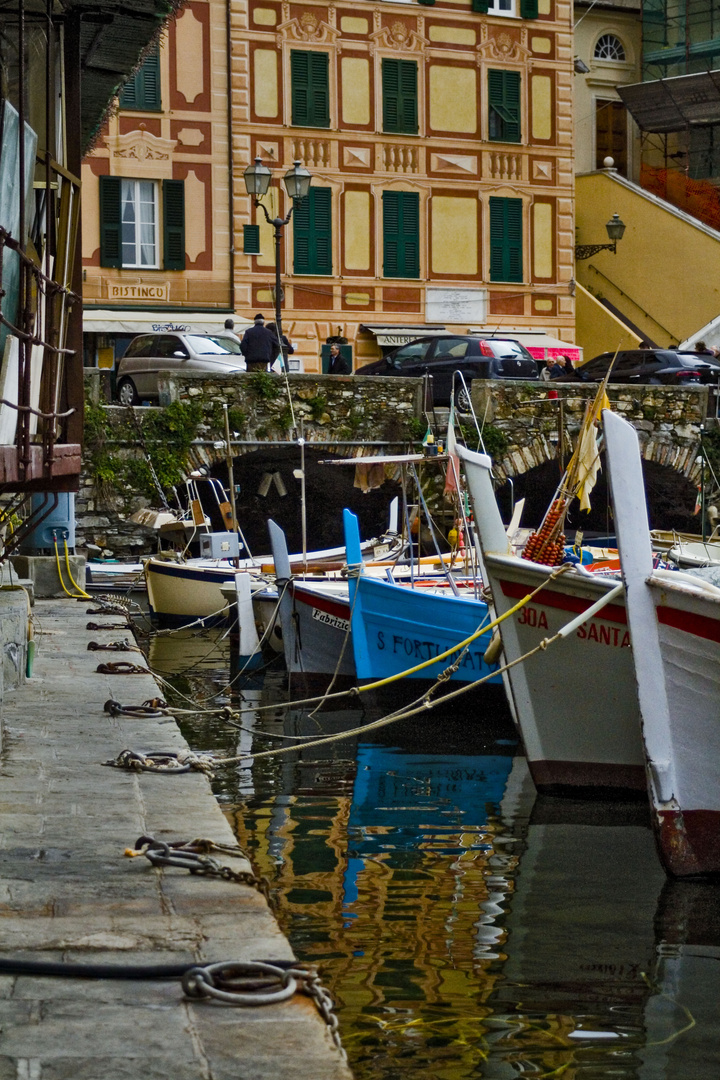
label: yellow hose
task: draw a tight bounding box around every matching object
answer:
[64,539,91,599]
[53,539,90,600]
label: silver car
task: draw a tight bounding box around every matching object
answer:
[115,332,246,405]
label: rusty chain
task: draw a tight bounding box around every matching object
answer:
[181,959,347,1060]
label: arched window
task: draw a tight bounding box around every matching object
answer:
[594,34,626,61]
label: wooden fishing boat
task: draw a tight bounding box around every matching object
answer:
[457,439,646,794]
[267,520,355,679]
[343,509,502,686]
[605,409,720,877]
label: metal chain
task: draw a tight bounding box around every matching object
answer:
[88,639,142,653]
[133,836,273,904]
[181,960,347,1060]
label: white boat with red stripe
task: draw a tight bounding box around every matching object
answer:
[605,409,720,877]
[456,440,646,794]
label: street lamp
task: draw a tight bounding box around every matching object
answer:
[242,157,312,372]
[575,213,626,261]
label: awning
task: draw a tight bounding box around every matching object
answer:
[467,328,582,363]
[359,324,446,347]
[618,72,720,134]
[83,309,252,335]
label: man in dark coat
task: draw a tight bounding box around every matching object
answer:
[240,314,280,372]
[328,342,351,375]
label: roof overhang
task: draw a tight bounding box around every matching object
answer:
[618,71,720,133]
[83,309,252,335]
[359,324,446,346]
[467,328,582,362]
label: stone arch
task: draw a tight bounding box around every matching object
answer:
[492,426,703,483]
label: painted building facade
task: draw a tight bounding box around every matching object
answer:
[82,0,237,368]
[233,0,576,369]
[82,0,576,372]
[573,0,642,181]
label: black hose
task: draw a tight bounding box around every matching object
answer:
[0,957,298,980]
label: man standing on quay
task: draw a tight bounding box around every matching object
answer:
[240,313,280,372]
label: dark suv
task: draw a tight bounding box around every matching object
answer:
[579,349,719,385]
[356,335,538,408]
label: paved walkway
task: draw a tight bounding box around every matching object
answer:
[0,599,352,1079]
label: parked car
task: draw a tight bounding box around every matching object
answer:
[578,349,719,385]
[115,333,247,405]
[356,335,538,409]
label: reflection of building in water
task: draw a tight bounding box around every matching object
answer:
[230,734,519,1028]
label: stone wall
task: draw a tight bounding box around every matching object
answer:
[471,380,709,483]
[78,370,711,556]
[79,370,423,557]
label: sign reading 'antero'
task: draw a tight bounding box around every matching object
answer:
[108,282,170,302]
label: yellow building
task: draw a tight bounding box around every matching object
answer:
[233,0,577,369]
[573,0,642,181]
[82,0,238,367]
[82,0,577,372]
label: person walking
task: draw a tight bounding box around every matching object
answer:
[328,342,351,375]
[240,314,280,372]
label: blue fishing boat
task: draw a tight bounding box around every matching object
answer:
[344,509,502,686]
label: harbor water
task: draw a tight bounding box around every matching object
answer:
[148,627,720,1080]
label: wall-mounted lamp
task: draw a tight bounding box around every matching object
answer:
[575,213,626,260]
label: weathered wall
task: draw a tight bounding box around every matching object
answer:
[80,370,709,556]
[80,370,423,555]
[471,379,708,482]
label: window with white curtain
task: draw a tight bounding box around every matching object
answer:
[121,179,159,268]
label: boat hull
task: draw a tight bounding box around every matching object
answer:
[145,558,237,626]
[645,578,720,875]
[605,408,720,876]
[350,573,501,685]
[284,582,356,678]
[481,554,646,793]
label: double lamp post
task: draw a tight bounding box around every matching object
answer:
[242,157,312,372]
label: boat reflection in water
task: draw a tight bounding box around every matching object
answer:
[153,637,720,1079]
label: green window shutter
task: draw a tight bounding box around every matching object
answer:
[291,51,310,125]
[312,188,332,274]
[120,46,161,110]
[138,48,161,109]
[418,0,436,5]
[521,0,539,17]
[382,59,418,134]
[383,191,420,278]
[99,175,122,268]
[293,188,332,275]
[291,50,329,127]
[489,196,523,283]
[310,52,330,127]
[119,76,137,109]
[243,224,260,255]
[472,0,490,12]
[163,178,185,270]
[488,70,521,143]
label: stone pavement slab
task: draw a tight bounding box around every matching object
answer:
[0,600,352,1079]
